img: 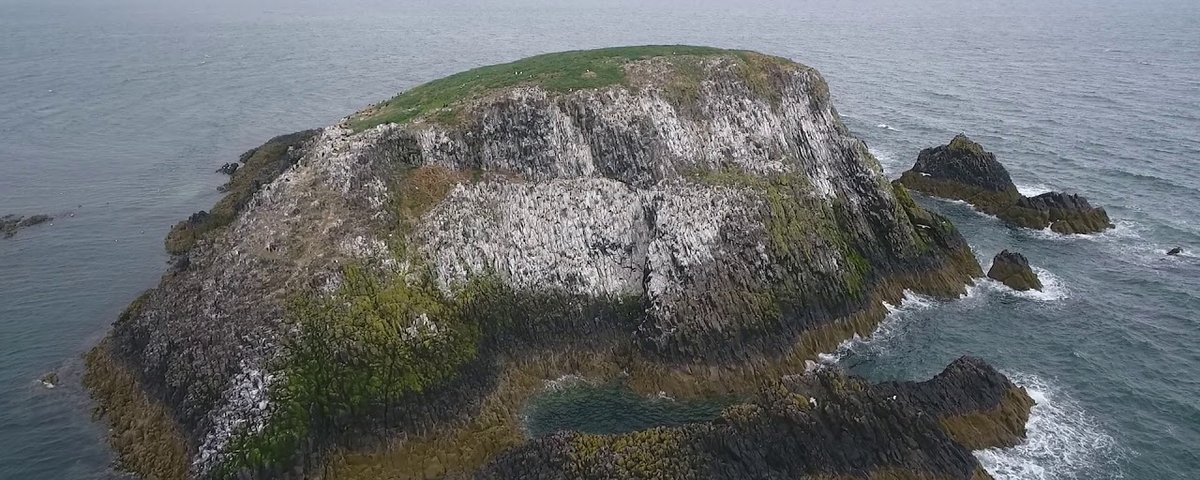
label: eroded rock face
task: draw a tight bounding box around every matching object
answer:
[87,50,989,479]
[897,135,1113,234]
[987,249,1043,291]
[479,357,1031,479]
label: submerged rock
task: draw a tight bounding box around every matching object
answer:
[1167,246,1183,256]
[85,46,993,479]
[897,134,1113,234]
[1,214,53,238]
[987,249,1043,291]
[480,356,1032,479]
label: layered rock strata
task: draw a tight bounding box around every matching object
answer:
[986,250,1043,291]
[85,47,995,479]
[480,357,1032,479]
[896,134,1113,234]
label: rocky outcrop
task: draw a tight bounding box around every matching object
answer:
[215,162,239,175]
[1,213,52,238]
[987,250,1043,291]
[479,357,1031,479]
[86,47,993,479]
[897,134,1113,234]
[1167,247,1183,256]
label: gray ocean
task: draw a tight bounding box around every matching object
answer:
[2,0,1197,478]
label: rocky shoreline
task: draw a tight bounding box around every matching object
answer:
[480,357,1031,479]
[897,134,1113,234]
[83,47,1029,479]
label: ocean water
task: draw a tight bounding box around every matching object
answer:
[2,0,1198,478]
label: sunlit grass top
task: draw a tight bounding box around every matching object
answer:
[348,45,770,131]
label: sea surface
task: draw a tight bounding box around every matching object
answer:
[2,0,1197,478]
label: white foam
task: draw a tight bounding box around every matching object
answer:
[542,374,590,392]
[974,259,1070,302]
[820,290,936,364]
[976,373,1123,479]
[867,146,905,175]
[876,123,898,131]
[1015,183,1054,197]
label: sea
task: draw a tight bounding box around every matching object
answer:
[1,0,1197,478]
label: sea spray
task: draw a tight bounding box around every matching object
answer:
[976,373,1123,480]
[820,290,938,365]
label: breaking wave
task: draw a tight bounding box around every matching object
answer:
[819,291,937,364]
[976,373,1124,480]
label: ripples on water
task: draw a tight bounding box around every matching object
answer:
[2,0,1198,478]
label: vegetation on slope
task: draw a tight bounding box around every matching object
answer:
[348,45,791,131]
[165,130,317,255]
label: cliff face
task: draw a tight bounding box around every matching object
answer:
[86,47,988,479]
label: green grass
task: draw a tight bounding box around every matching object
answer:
[349,45,786,131]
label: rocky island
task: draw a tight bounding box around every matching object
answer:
[896,134,1113,234]
[83,46,1028,479]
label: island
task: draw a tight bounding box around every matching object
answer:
[84,46,1028,479]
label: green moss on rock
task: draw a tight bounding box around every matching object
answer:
[165,130,318,255]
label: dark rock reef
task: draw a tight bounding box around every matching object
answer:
[1,213,52,238]
[1167,246,1183,256]
[986,250,1043,292]
[83,47,1016,480]
[480,357,1032,480]
[896,134,1113,234]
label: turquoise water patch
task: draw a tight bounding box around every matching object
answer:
[521,379,734,437]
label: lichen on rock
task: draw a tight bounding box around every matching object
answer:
[84,46,1000,479]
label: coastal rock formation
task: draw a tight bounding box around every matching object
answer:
[896,134,1113,234]
[1,214,52,238]
[85,46,992,479]
[215,162,239,175]
[987,250,1043,291]
[481,357,1032,479]
[1167,247,1183,256]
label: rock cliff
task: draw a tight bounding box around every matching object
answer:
[84,46,996,479]
[896,134,1113,234]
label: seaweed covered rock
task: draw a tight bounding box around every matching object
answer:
[479,356,1031,479]
[897,134,1113,234]
[1016,192,1113,234]
[86,46,987,479]
[1,214,52,238]
[986,250,1043,292]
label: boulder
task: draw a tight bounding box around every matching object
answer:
[1167,247,1183,256]
[987,249,1043,291]
[897,135,1113,234]
[216,162,239,175]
